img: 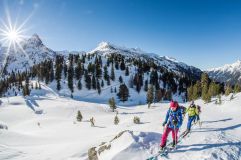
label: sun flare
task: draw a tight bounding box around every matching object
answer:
[7,30,19,42]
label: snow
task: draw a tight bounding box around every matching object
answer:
[0,83,240,160]
[208,60,241,73]
[207,60,241,84]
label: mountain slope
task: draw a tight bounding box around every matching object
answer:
[207,60,241,85]
[0,34,57,73]
[91,42,202,79]
[0,86,240,160]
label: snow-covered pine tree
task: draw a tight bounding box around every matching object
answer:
[108,97,116,112]
[76,110,83,122]
[114,114,119,125]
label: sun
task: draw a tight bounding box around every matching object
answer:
[0,24,26,50]
[0,10,31,77]
[7,30,19,42]
[0,15,30,55]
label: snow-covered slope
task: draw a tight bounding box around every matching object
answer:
[0,84,240,160]
[207,60,241,85]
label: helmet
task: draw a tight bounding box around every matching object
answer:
[170,101,178,109]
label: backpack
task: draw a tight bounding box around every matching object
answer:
[196,105,201,113]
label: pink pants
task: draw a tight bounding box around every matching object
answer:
[160,127,179,147]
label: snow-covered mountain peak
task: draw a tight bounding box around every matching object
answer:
[97,41,112,49]
[233,59,241,67]
[0,34,56,73]
[208,59,241,72]
[25,34,43,47]
[92,41,147,56]
[207,59,241,85]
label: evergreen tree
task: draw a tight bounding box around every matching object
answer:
[202,87,211,103]
[84,72,91,90]
[146,84,154,108]
[111,64,115,81]
[117,83,129,102]
[92,75,97,90]
[57,80,61,91]
[208,81,220,97]
[63,64,68,79]
[97,80,101,94]
[201,73,210,101]
[192,84,199,100]
[187,85,193,101]
[108,97,116,112]
[225,84,232,96]
[119,76,123,84]
[144,79,148,92]
[23,76,30,96]
[107,76,111,86]
[76,110,83,122]
[111,87,113,93]
[155,89,163,103]
[67,62,74,93]
[234,84,241,93]
[95,63,102,79]
[75,62,82,80]
[120,59,125,71]
[125,66,129,76]
[128,75,134,88]
[164,90,173,101]
[77,80,82,90]
[114,87,117,93]
[115,61,119,70]
[101,79,104,88]
[103,65,109,80]
[202,84,209,102]
[38,81,41,89]
[35,82,38,90]
[114,114,119,125]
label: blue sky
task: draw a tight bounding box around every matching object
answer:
[0,0,241,70]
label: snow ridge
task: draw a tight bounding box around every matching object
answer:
[207,60,241,85]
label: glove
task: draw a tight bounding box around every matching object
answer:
[172,119,178,126]
[162,122,166,127]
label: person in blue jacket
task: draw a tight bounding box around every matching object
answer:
[160,101,183,150]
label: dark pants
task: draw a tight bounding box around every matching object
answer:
[187,116,196,130]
